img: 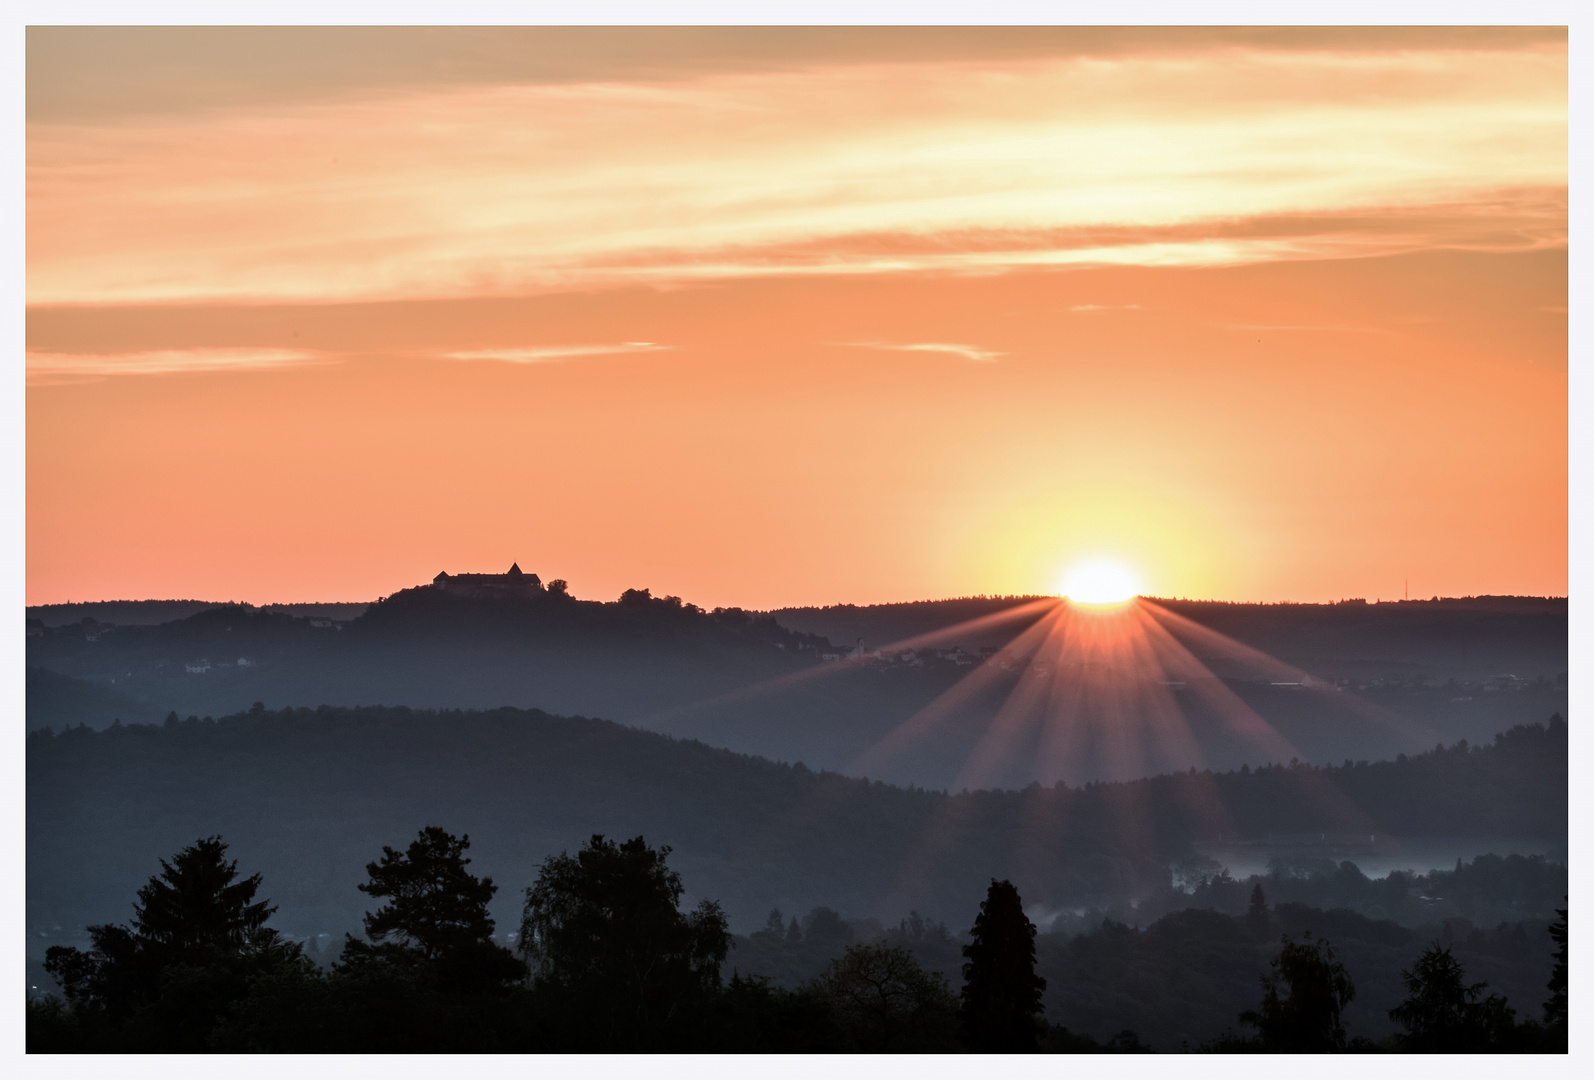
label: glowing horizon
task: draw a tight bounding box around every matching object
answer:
[25,27,1567,609]
[1060,559,1142,605]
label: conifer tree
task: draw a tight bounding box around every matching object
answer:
[1544,903,1567,1043]
[959,878,1047,1051]
[41,836,299,1047]
[131,836,280,962]
[1246,883,1270,938]
[339,825,525,995]
[1389,943,1516,1050]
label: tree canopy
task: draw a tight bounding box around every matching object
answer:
[338,825,525,995]
[1388,943,1518,1051]
[519,834,730,1049]
[1240,932,1356,1051]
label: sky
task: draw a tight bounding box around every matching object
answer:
[25,27,1568,609]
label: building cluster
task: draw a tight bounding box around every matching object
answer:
[431,563,546,600]
[184,658,253,675]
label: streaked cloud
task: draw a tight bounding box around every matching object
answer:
[25,38,1565,306]
[441,342,671,364]
[1221,323,1401,335]
[834,341,1004,364]
[26,348,324,384]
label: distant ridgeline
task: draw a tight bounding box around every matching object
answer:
[26,599,372,628]
[27,705,1566,945]
[357,565,829,645]
[774,594,1568,684]
[24,574,1571,789]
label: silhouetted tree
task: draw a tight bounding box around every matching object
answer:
[1246,883,1270,938]
[520,834,729,1050]
[708,973,845,1051]
[338,825,525,996]
[1544,902,1567,1047]
[787,916,803,944]
[960,878,1046,1051]
[1239,933,1355,1051]
[814,943,960,1051]
[39,836,300,1050]
[802,906,854,950]
[1389,943,1517,1051]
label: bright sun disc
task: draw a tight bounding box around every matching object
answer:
[1061,559,1141,605]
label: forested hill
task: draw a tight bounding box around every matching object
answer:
[28,706,1566,944]
[773,595,1567,683]
[26,599,370,627]
[26,586,1569,788]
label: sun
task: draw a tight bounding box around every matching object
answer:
[1060,558,1141,605]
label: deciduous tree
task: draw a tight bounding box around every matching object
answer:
[1240,932,1355,1051]
[815,943,959,1051]
[520,834,729,1049]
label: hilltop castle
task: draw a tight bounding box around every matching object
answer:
[432,563,544,599]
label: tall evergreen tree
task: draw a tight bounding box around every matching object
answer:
[1544,902,1567,1045]
[1245,883,1270,938]
[40,836,300,1050]
[129,836,280,962]
[959,878,1047,1051]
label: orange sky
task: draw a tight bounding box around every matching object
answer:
[25,28,1568,608]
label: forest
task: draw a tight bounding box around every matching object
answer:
[27,705,1567,939]
[28,830,1567,1052]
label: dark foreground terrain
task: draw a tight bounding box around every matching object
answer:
[28,825,1566,1053]
[27,699,1567,1052]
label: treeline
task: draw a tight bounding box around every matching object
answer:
[28,832,1068,1053]
[1040,891,1563,1050]
[30,583,830,654]
[29,831,1567,1053]
[28,707,1568,938]
[1172,852,1566,930]
[1189,717,1567,838]
[694,849,1564,999]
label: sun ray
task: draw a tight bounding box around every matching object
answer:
[642,596,1058,728]
[847,603,1062,777]
[952,608,1074,791]
[1140,600,1443,748]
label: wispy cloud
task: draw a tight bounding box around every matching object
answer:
[833,341,1004,364]
[26,348,324,384]
[1220,323,1402,336]
[26,41,1566,305]
[440,342,671,364]
[1067,303,1144,313]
